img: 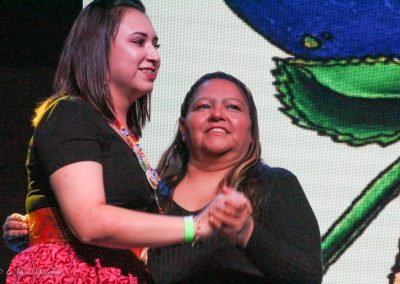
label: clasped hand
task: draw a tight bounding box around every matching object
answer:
[202,186,254,247]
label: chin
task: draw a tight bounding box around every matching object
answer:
[133,83,154,96]
[206,147,231,156]
[133,89,152,98]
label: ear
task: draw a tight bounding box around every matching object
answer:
[178,118,186,141]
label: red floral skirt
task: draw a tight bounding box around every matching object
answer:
[6,242,151,283]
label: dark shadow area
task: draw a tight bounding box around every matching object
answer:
[0,0,81,276]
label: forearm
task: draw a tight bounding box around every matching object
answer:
[49,162,205,250]
[68,204,189,249]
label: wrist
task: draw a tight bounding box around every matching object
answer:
[238,217,254,248]
[183,215,195,243]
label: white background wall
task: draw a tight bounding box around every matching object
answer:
[91,1,399,282]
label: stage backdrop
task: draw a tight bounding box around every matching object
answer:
[139,1,400,283]
[1,1,398,283]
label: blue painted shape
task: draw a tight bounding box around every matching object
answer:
[224,0,400,59]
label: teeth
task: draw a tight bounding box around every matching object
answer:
[210,128,226,133]
[142,70,154,74]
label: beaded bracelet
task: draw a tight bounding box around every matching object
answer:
[192,216,200,246]
[183,215,195,243]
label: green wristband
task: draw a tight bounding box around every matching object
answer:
[183,215,195,243]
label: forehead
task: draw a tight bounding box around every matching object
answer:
[117,8,157,37]
[193,79,246,101]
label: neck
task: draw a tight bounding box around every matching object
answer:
[111,93,131,127]
[172,162,234,211]
[109,86,142,127]
[186,161,233,183]
[188,152,242,173]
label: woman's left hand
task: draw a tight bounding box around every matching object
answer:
[209,186,254,247]
[2,213,29,252]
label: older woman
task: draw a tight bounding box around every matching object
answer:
[148,71,323,283]
[4,72,323,283]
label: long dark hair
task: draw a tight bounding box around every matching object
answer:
[157,72,264,216]
[33,0,149,137]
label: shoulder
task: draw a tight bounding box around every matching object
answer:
[255,162,304,199]
[36,96,105,132]
[255,162,298,183]
[33,96,108,147]
[42,96,95,121]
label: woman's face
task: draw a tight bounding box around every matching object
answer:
[108,8,160,100]
[180,79,253,164]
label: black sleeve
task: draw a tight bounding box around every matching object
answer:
[244,167,323,283]
[34,97,104,177]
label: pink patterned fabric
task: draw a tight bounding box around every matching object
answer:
[6,243,140,284]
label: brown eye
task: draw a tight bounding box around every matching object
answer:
[196,104,211,110]
[227,104,240,110]
[133,39,145,46]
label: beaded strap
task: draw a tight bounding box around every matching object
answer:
[114,120,163,214]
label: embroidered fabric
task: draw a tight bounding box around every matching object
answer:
[6,243,141,284]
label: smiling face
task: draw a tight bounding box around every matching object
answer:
[108,8,160,101]
[180,78,253,165]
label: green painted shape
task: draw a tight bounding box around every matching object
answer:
[321,157,400,271]
[273,57,400,146]
[294,58,400,99]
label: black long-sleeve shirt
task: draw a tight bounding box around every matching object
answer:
[148,164,323,283]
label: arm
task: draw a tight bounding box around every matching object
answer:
[32,98,214,249]
[243,169,323,283]
[1,174,215,250]
[50,161,214,248]
[2,213,29,252]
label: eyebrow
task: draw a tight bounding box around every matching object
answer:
[193,97,246,104]
[129,32,158,41]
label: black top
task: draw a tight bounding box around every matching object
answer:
[24,96,157,279]
[148,164,323,284]
[26,96,157,213]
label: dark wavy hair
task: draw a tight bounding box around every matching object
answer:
[33,0,149,137]
[157,72,264,215]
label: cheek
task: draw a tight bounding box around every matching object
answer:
[239,121,253,145]
[185,114,205,132]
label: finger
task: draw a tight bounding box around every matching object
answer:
[209,212,223,229]
[6,213,26,222]
[221,186,235,195]
[213,205,243,219]
[4,229,29,240]
[223,192,251,210]
[210,207,244,229]
[2,220,29,231]
[213,201,252,219]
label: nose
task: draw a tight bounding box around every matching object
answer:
[209,104,225,122]
[146,44,160,66]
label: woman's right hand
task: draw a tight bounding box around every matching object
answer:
[194,188,252,243]
[208,187,254,247]
[2,213,29,252]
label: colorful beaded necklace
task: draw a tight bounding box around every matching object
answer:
[114,120,163,214]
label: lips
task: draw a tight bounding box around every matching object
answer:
[207,127,228,133]
[140,67,157,81]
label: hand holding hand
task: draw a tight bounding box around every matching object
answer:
[193,203,218,242]
[2,213,29,252]
[209,186,254,247]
